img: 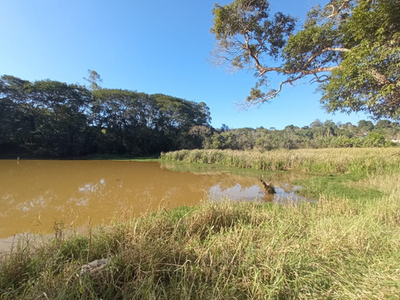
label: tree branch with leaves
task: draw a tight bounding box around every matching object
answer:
[211,0,400,120]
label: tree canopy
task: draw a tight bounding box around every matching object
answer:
[202,119,399,150]
[1,74,398,157]
[0,75,211,157]
[211,0,400,120]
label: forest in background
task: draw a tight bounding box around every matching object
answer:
[0,75,211,157]
[0,74,399,158]
[204,119,400,150]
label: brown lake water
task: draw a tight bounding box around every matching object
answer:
[0,160,309,249]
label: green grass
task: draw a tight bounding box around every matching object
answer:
[295,173,384,201]
[1,149,400,299]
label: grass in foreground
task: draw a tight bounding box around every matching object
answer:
[1,171,400,299]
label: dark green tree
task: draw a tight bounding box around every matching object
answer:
[0,97,18,153]
[358,120,374,132]
[375,119,392,129]
[188,125,212,149]
[0,75,92,156]
[92,89,160,154]
[0,75,212,156]
[151,94,211,151]
[90,90,212,154]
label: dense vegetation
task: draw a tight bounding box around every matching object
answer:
[1,148,399,299]
[203,120,400,150]
[0,75,211,157]
[212,0,400,119]
[1,74,399,158]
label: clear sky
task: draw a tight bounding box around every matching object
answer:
[1,0,370,130]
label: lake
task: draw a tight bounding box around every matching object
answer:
[0,160,307,246]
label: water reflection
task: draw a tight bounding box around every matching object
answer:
[210,184,265,201]
[0,160,311,242]
[209,183,308,203]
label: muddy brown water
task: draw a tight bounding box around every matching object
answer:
[0,160,309,250]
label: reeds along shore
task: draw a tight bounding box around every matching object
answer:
[1,148,400,299]
[161,148,400,175]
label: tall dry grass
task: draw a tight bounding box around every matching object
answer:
[161,148,400,175]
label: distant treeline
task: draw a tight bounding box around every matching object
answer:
[1,75,399,158]
[0,75,211,157]
[205,120,400,151]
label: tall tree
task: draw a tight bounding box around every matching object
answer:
[84,70,103,91]
[211,0,400,120]
[0,75,92,156]
[358,119,374,132]
[28,80,92,156]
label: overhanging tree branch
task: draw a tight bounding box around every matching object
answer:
[212,0,400,119]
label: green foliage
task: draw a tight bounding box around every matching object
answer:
[0,75,92,156]
[0,75,212,157]
[2,71,398,158]
[212,0,296,66]
[296,173,383,202]
[212,0,400,120]
[201,121,400,151]
[362,132,386,147]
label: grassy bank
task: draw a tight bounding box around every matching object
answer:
[161,148,400,175]
[1,149,400,299]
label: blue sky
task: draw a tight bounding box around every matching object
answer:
[1,0,370,129]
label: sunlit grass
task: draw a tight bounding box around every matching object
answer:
[161,148,400,175]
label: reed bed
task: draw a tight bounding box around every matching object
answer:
[1,172,400,299]
[161,148,400,175]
